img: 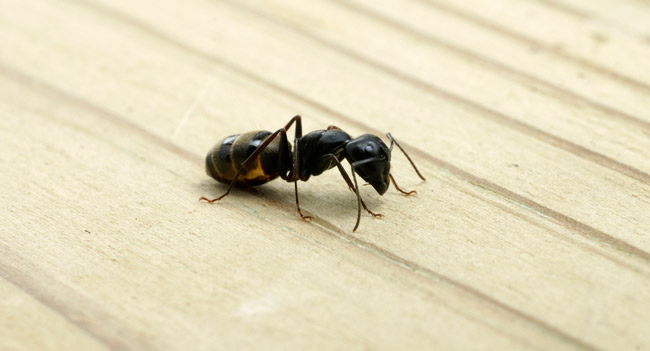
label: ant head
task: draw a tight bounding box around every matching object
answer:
[344,134,391,195]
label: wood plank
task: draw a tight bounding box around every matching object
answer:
[0,278,109,351]
[341,0,650,136]
[532,0,650,40]
[429,0,650,90]
[2,0,650,350]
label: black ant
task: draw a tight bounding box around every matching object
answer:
[200,115,425,231]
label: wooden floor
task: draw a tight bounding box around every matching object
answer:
[2,0,650,350]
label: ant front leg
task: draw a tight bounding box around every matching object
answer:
[317,154,386,232]
[389,173,416,196]
[320,154,383,220]
[348,157,389,232]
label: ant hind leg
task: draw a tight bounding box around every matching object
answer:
[199,196,219,203]
[200,119,298,204]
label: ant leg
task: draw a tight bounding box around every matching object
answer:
[390,173,416,196]
[279,114,303,182]
[289,133,301,182]
[288,136,310,219]
[386,133,426,181]
[199,181,262,203]
[320,154,383,218]
[286,114,303,140]
[280,115,311,220]
[349,164,363,232]
[349,156,388,231]
[199,196,219,203]
[294,181,313,220]
[201,114,304,203]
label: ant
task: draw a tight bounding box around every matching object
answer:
[200,115,425,231]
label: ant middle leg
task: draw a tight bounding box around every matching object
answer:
[293,181,313,220]
[284,118,312,220]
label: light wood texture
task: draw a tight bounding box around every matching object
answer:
[1,0,649,350]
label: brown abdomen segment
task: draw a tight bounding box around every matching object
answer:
[205,130,284,187]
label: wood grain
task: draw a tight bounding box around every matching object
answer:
[1,0,649,350]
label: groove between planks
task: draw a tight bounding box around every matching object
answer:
[333,0,650,137]
[530,0,650,42]
[0,243,153,351]
[418,0,650,95]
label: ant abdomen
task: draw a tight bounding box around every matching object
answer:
[205,130,288,187]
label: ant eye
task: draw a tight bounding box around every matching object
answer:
[364,145,374,154]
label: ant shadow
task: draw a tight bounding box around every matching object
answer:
[196,178,384,222]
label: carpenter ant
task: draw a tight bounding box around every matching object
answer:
[200,115,425,231]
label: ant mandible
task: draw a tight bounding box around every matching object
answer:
[200,115,425,231]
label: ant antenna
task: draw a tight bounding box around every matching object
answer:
[386,133,426,181]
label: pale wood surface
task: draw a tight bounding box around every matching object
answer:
[1,0,650,350]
